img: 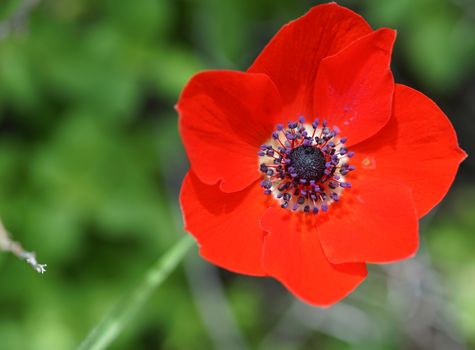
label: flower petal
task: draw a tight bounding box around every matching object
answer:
[317,178,419,264]
[352,84,467,217]
[261,207,367,306]
[314,28,396,146]
[248,3,372,117]
[180,171,270,276]
[177,70,282,193]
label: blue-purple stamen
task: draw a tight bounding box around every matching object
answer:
[258,116,355,214]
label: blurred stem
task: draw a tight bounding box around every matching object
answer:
[77,235,194,350]
[0,219,47,273]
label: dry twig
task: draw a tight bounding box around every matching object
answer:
[0,0,40,40]
[0,219,46,274]
[0,1,45,272]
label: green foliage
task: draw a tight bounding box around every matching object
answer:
[363,0,475,94]
[427,188,475,346]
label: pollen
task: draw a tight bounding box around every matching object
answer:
[257,116,355,214]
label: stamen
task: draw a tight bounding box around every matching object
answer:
[258,117,354,214]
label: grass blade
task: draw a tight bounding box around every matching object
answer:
[77,235,194,350]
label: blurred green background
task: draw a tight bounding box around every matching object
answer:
[0,0,473,349]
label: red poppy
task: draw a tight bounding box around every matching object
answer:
[177,3,466,306]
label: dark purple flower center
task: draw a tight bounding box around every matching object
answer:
[257,116,355,214]
[288,145,326,181]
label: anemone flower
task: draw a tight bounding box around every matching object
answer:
[177,3,466,306]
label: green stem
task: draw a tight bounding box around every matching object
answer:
[77,235,194,350]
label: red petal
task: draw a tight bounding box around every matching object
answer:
[314,28,396,146]
[261,207,367,306]
[352,84,467,217]
[177,70,282,193]
[180,171,270,276]
[248,3,372,117]
[317,178,419,264]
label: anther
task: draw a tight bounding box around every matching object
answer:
[257,117,355,214]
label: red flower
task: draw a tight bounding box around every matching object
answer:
[177,3,466,306]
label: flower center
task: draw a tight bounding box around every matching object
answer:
[257,116,355,214]
[288,145,326,181]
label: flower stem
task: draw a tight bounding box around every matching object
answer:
[77,235,194,350]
